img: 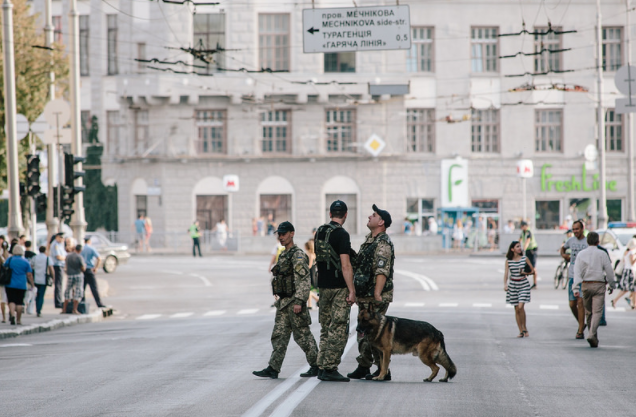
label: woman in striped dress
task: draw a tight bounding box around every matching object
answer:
[504,241,535,338]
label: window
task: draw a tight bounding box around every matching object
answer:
[406,198,435,234]
[79,15,89,76]
[536,200,560,230]
[107,15,118,75]
[607,199,622,223]
[605,109,623,152]
[471,108,499,152]
[193,14,225,73]
[324,52,355,73]
[260,195,291,226]
[196,110,226,154]
[534,26,561,72]
[471,27,498,73]
[134,110,149,156]
[261,110,290,153]
[603,27,622,71]
[196,195,228,230]
[407,109,435,153]
[535,109,563,152]
[52,16,62,43]
[106,111,121,156]
[407,27,434,72]
[259,14,290,71]
[326,109,355,153]
[81,111,91,144]
[325,194,357,234]
[137,43,146,73]
[136,195,147,218]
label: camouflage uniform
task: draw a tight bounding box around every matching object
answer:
[268,245,318,373]
[355,232,394,368]
[316,287,351,371]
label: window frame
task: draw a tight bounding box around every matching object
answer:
[406,108,435,153]
[602,27,623,72]
[106,111,121,156]
[471,108,500,153]
[326,109,356,153]
[605,108,624,152]
[107,14,118,75]
[196,110,227,155]
[535,200,561,230]
[407,27,434,73]
[324,52,356,73]
[79,15,89,76]
[261,110,292,154]
[471,27,499,73]
[258,13,290,72]
[134,110,149,156]
[535,109,563,153]
[533,26,562,72]
[193,13,226,73]
[52,16,62,43]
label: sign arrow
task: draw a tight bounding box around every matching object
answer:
[307,27,319,35]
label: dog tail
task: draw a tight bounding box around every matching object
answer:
[436,334,457,380]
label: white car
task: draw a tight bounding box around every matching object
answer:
[597,223,636,268]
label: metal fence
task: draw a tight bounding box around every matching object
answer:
[103,230,240,253]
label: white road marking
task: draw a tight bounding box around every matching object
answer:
[540,305,559,310]
[506,304,514,308]
[608,307,627,312]
[237,309,259,315]
[395,269,439,291]
[473,303,492,308]
[189,273,212,287]
[163,270,184,275]
[497,269,505,274]
[170,312,194,318]
[405,302,425,307]
[136,314,162,320]
[439,303,458,307]
[0,343,32,348]
[203,310,227,316]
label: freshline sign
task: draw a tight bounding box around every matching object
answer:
[441,158,469,207]
[540,164,617,192]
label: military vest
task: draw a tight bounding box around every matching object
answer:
[314,223,342,271]
[354,233,394,297]
[271,246,300,298]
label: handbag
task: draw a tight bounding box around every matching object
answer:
[45,257,53,287]
[615,257,625,278]
[0,257,13,286]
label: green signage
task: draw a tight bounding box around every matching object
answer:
[540,163,617,192]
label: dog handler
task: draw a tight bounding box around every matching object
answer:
[348,204,395,381]
[253,221,319,379]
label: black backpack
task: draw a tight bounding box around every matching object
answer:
[0,257,13,286]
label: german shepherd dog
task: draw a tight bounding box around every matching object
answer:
[356,304,457,382]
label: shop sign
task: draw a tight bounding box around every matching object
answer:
[441,158,469,207]
[516,160,534,178]
[540,164,617,192]
[223,175,239,192]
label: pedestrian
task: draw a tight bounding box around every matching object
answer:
[452,219,464,249]
[0,235,8,322]
[428,216,438,234]
[62,245,86,315]
[24,241,36,260]
[348,204,395,381]
[50,232,67,309]
[253,221,319,379]
[611,238,636,309]
[18,235,26,247]
[305,240,319,309]
[257,216,265,236]
[403,217,412,235]
[134,214,146,252]
[314,200,356,382]
[572,232,617,348]
[504,241,534,338]
[214,219,229,251]
[267,214,276,235]
[3,245,34,325]
[81,237,106,308]
[144,216,153,252]
[560,220,588,339]
[519,221,539,287]
[189,220,202,257]
[9,238,18,254]
[31,246,53,317]
[504,220,515,234]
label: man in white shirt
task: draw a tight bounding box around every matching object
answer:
[572,232,617,348]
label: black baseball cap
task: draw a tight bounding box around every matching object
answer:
[275,221,295,234]
[372,204,392,228]
[330,200,348,213]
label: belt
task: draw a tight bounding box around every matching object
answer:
[582,281,605,284]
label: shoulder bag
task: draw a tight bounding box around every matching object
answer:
[0,257,13,286]
[45,256,53,286]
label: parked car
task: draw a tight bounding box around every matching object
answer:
[85,232,130,273]
[597,222,636,268]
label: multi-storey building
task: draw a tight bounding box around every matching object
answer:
[33,0,636,245]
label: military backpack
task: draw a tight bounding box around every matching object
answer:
[314,223,342,271]
[353,234,395,298]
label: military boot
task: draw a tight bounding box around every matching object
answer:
[317,369,325,380]
[252,366,279,379]
[300,366,320,377]
[347,366,371,379]
[320,369,350,382]
[365,368,391,381]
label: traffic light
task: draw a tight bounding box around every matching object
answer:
[64,152,86,192]
[35,193,47,214]
[26,154,41,196]
[60,185,74,221]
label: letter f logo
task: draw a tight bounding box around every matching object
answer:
[448,164,463,203]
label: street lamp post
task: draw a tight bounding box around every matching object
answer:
[44,0,59,239]
[597,0,609,230]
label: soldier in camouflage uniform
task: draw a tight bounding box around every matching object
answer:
[348,204,395,381]
[253,221,319,379]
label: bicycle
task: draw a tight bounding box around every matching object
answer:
[554,259,569,289]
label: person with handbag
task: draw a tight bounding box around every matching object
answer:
[3,245,34,325]
[611,238,636,309]
[31,246,54,317]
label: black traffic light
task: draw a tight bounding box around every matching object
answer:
[64,152,86,192]
[26,154,41,196]
[60,185,74,221]
[36,193,47,214]
[19,182,26,197]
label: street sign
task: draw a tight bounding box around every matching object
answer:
[31,114,48,137]
[223,175,239,192]
[364,134,386,157]
[43,99,71,128]
[615,65,636,96]
[302,5,411,53]
[584,144,598,162]
[516,160,534,178]
[42,128,72,145]
[15,114,29,140]
[615,97,636,114]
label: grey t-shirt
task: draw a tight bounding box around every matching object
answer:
[66,252,86,276]
[563,236,588,278]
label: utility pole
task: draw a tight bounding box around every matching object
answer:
[627,0,635,222]
[44,0,59,239]
[597,0,609,230]
[69,0,86,242]
[2,0,23,239]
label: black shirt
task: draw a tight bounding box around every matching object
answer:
[316,221,351,289]
[25,250,36,260]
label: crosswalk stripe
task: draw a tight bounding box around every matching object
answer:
[609,307,627,312]
[170,312,194,318]
[405,302,425,307]
[237,309,259,315]
[439,303,458,307]
[540,305,559,310]
[203,310,227,316]
[136,314,162,320]
[473,303,492,307]
[506,304,514,308]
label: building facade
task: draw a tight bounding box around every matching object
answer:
[34,0,636,240]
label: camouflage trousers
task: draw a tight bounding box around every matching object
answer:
[356,297,390,368]
[268,302,318,373]
[316,287,351,371]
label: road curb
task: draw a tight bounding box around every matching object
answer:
[0,310,106,340]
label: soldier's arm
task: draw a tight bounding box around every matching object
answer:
[373,241,392,301]
[292,253,311,308]
[340,253,355,302]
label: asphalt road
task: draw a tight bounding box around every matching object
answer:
[1,254,634,417]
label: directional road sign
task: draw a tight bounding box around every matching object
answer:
[42,127,72,145]
[615,97,636,114]
[43,99,71,128]
[615,65,636,96]
[303,5,411,53]
[31,115,48,137]
[15,114,29,140]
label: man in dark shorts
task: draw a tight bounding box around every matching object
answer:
[315,200,356,382]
